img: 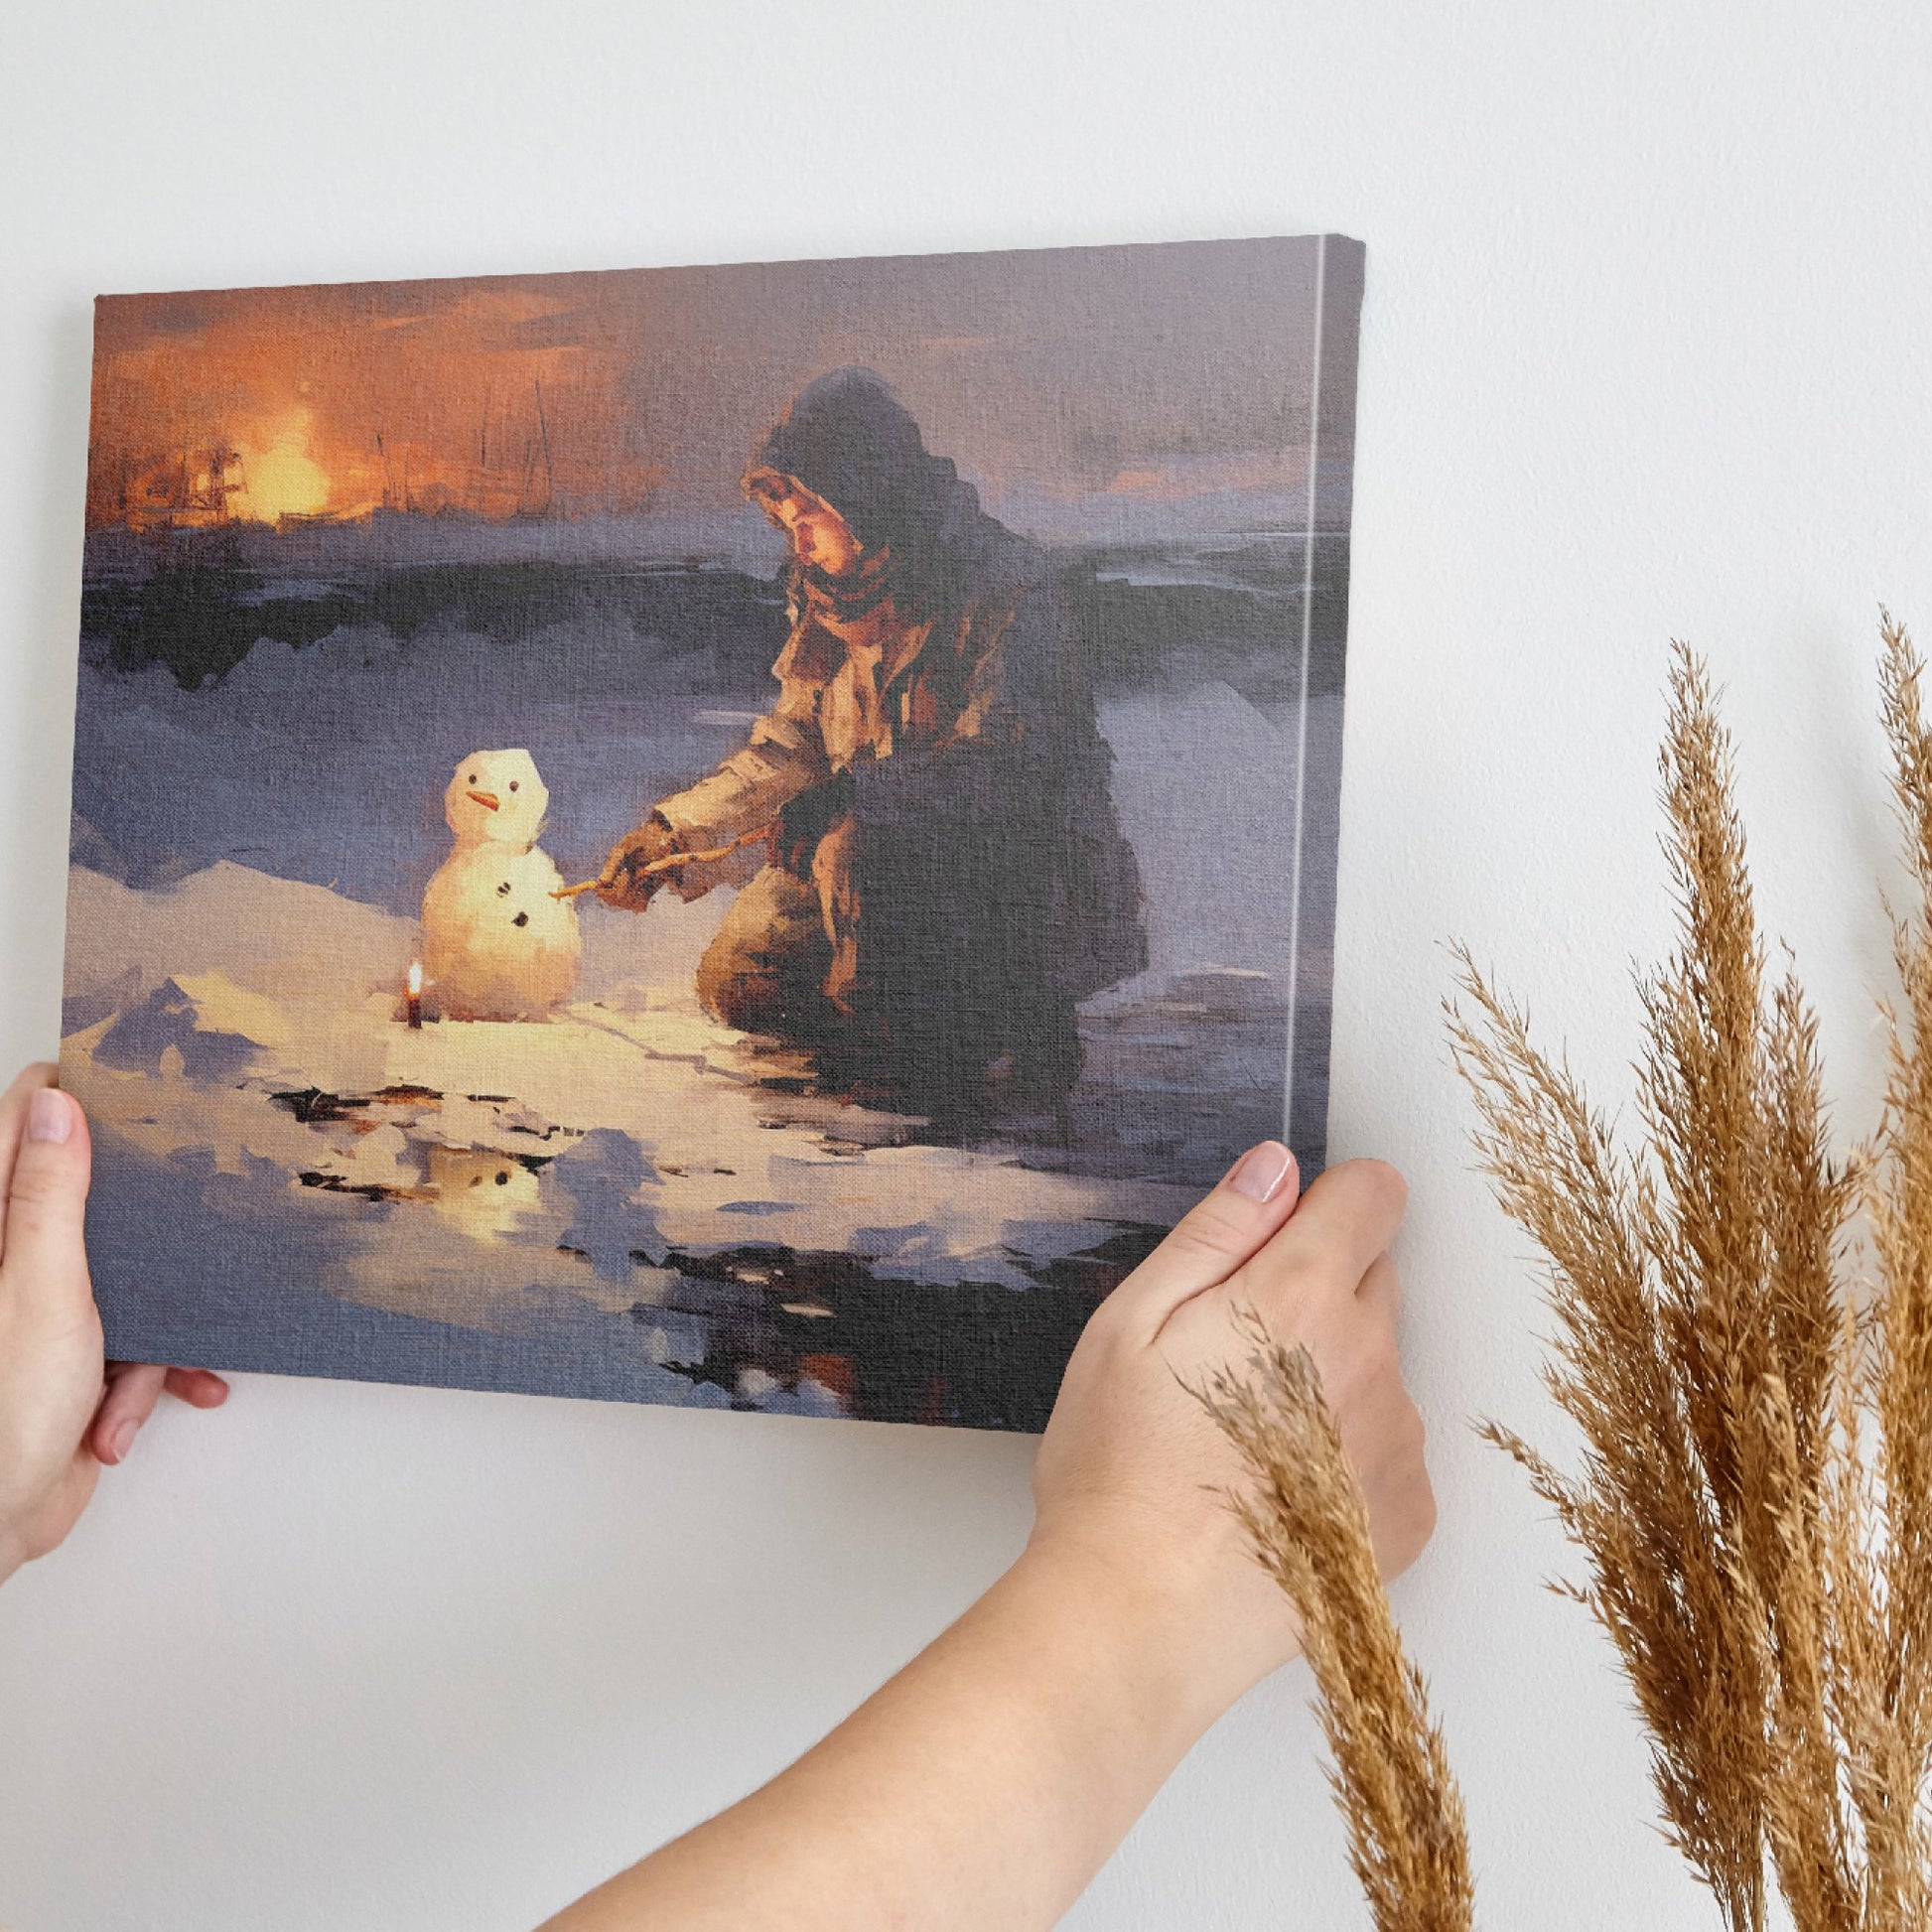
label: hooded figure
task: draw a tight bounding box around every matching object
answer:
[598,367,1146,1110]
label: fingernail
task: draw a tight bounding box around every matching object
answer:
[1229,1142,1294,1203]
[107,1418,138,1463]
[27,1089,72,1145]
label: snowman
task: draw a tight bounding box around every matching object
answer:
[421,749,581,1020]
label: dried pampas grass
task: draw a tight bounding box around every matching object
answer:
[1446,617,1932,1930]
[1209,618,1932,1930]
[1199,1313,1475,1932]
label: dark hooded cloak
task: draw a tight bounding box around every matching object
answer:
[672,366,1148,1097]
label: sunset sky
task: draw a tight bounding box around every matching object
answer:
[85,236,1344,530]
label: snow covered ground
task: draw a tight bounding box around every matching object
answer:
[62,859,1288,1427]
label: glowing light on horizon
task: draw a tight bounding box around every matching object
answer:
[238,415,332,523]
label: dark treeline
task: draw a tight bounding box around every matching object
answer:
[79,536,1348,709]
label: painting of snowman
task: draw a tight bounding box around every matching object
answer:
[59,234,1362,1429]
[421,749,580,1020]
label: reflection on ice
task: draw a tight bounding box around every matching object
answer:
[552,1129,665,1277]
[62,857,1276,1429]
[424,1145,545,1240]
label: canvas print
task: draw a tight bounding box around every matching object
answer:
[61,234,1364,1431]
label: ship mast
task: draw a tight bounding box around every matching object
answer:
[204,442,243,524]
[535,379,554,514]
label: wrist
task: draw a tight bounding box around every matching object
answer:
[1003,1530,1273,1752]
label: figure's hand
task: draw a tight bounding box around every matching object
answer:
[0,1063,228,1585]
[1030,1146,1433,1722]
[594,814,682,910]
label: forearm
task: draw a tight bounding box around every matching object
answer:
[657,721,827,849]
[542,1542,1233,1932]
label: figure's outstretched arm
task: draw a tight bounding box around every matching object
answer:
[541,1148,1434,1932]
[597,705,831,909]
[655,720,828,854]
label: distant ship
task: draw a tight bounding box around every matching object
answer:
[118,442,245,533]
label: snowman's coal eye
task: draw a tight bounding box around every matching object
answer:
[509,780,519,792]
[467,772,477,783]
[494,1171,509,1185]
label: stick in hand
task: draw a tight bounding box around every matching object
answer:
[553,822,777,900]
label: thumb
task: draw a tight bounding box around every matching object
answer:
[1100,1142,1301,1339]
[2,1086,95,1321]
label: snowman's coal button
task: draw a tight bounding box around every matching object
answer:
[497,881,511,896]
[512,911,530,927]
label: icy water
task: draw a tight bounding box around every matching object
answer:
[64,532,1347,1429]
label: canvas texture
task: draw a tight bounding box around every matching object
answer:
[61,234,1364,1431]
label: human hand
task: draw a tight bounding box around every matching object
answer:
[1028,1146,1433,1725]
[594,814,682,910]
[0,1063,228,1584]
[537,1148,1431,1932]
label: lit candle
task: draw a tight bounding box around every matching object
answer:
[406,959,423,1030]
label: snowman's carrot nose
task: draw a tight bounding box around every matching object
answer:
[468,789,501,811]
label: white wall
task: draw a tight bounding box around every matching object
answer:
[2,3,1928,1924]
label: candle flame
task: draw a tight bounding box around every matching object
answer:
[407,960,423,996]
